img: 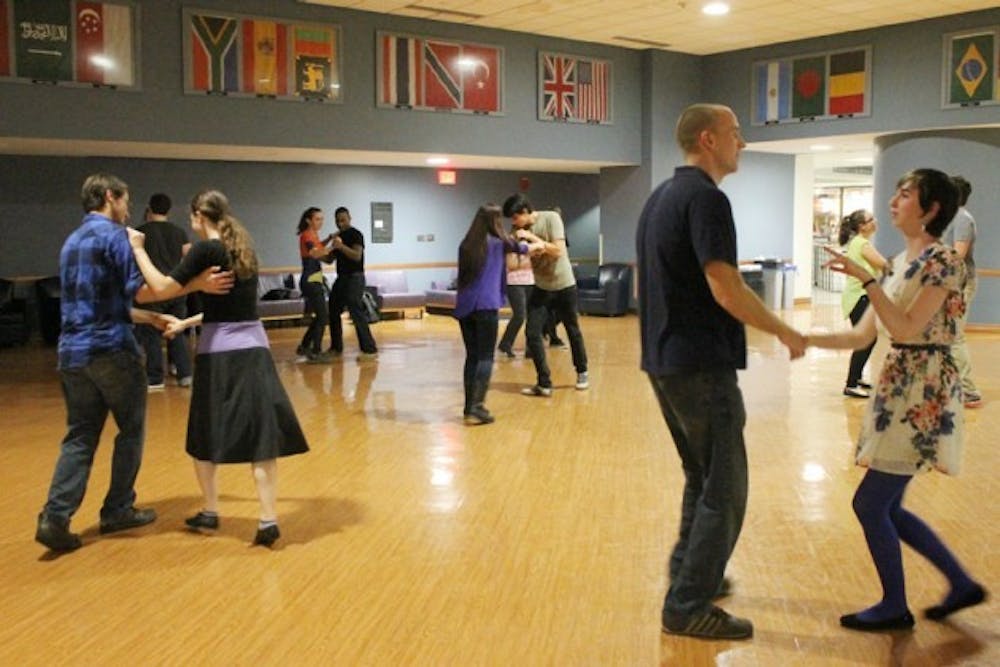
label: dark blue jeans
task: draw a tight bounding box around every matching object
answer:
[329,273,377,354]
[498,284,531,352]
[135,298,191,384]
[459,310,499,411]
[43,350,148,522]
[299,279,329,353]
[648,368,748,619]
[846,295,876,387]
[525,285,587,387]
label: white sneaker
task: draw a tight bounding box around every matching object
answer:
[147,383,165,392]
[575,372,589,390]
[521,385,553,397]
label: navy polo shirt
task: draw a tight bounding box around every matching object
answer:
[636,166,747,375]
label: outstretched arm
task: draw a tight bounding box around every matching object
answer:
[704,260,806,359]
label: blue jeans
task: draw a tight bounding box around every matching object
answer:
[648,369,748,619]
[329,273,377,354]
[43,351,148,522]
[525,285,587,387]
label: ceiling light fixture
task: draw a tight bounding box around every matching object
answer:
[702,2,730,16]
[426,156,450,165]
[810,144,833,151]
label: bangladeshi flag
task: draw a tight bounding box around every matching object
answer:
[792,56,825,118]
[75,2,133,86]
[241,19,288,96]
[14,0,73,82]
[293,26,336,99]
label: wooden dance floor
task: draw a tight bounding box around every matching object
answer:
[0,300,996,665]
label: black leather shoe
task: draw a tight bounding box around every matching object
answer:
[35,513,82,551]
[253,524,280,546]
[840,610,915,631]
[100,507,157,534]
[463,405,495,425]
[924,584,987,620]
[185,512,219,530]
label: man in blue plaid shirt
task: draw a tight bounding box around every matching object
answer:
[36,173,231,552]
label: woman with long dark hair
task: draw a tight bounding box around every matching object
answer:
[838,209,887,397]
[808,169,986,631]
[296,207,333,363]
[454,204,537,424]
[129,189,309,547]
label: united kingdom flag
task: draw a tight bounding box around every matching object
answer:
[542,54,575,120]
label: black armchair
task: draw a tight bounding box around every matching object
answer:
[0,278,30,346]
[577,263,633,316]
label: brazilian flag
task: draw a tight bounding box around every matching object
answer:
[949,33,994,104]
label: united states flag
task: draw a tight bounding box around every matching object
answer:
[576,59,609,123]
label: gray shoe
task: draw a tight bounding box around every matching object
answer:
[177,376,193,388]
[662,605,753,640]
[521,385,553,397]
[575,372,589,390]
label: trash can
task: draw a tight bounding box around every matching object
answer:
[35,276,61,346]
[739,265,764,301]
[755,259,782,309]
[781,263,797,309]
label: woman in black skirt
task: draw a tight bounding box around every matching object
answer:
[130,189,309,547]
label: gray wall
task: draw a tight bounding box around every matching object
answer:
[873,128,1000,323]
[0,0,642,166]
[0,156,598,289]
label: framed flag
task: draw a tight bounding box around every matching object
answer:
[751,46,870,126]
[0,0,138,88]
[942,27,998,108]
[376,31,503,115]
[538,51,612,125]
[183,8,341,102]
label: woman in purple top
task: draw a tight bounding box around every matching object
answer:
[455,204,535,425]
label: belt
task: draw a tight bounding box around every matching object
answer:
[890,343,950,352]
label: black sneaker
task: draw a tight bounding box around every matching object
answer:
[498,347,515,359]
[662,605,753,640]
[463,405,495,425]
[35,513,82,552]
[549,338,566,349]
[99,507,157,534]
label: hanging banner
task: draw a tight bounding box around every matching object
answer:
[943,28,997,108]
[538,51,612,125]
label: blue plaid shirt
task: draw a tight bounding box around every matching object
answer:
[58,213,144,369]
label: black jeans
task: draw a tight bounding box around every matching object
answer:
[648,369,748,619]
[459,310,499,411]
[329,273,377,354]
[846,295,876,387]
[299,279,329,353]
[498,284,531,352]
[135,298,191,384]
[525,285,587,387]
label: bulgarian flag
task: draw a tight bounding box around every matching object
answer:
[75,1,133,86]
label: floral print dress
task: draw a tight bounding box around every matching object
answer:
[857,243,967,475]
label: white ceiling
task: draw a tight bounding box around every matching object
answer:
[303,0,998,56]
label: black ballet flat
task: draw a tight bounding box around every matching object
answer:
[840,611,915,632]
[253,524,280,547]
[924,584,987,620]
[184,512,219,530]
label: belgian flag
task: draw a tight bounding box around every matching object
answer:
[828,50,866,115]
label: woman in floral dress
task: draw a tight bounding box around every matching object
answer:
[807,168,986,631]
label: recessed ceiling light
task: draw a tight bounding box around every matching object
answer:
[810,144,833,151]
[426,156,449,165]
[702,2,730,16]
